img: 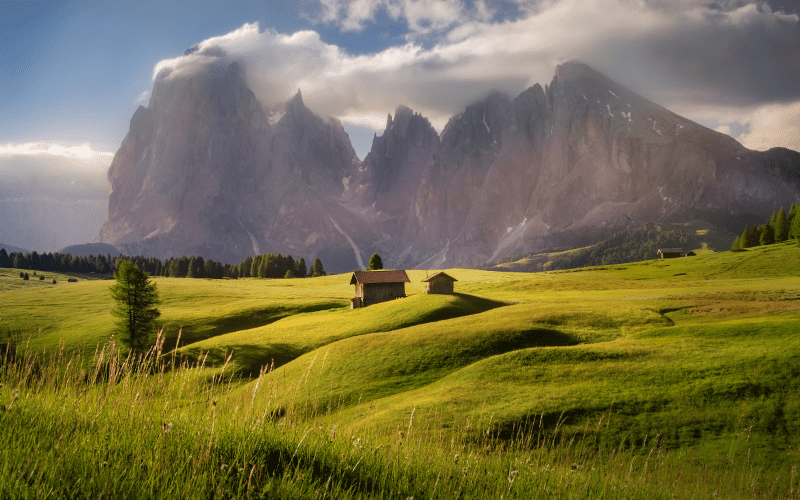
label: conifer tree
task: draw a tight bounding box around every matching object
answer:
[295,257,307,278]
[310,258,326,277]
[731,236,742,252]
[760,222,774,245]
[791,205,800,243]
[368,253,384,271]
[775,205,788,242]
[0,248,8,268]
[110,260,161,353]
[741,225,753,248]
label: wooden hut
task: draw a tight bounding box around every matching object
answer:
[350,270,410,309]
[657,248,684,259]
[422,272,457,295]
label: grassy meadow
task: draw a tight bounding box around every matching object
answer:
[1,241,799,498]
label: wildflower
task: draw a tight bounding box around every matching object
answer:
[161,422,174,434]
[101,461,108,467]
[221,464,228,472]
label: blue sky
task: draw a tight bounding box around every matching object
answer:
[1,0,799,162]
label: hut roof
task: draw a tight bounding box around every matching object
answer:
[657,248,683,253]
[422,271,457,282]
[350,270,410,285]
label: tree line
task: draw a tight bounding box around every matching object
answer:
[731,203,800,251]
[0,248,327,279]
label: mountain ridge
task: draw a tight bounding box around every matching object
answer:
[96,60,800,272]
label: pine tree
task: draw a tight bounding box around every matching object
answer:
[760,222,774,245]
[788,203,800,236]
[0,248,9,268]
[740,226,753,248]
[791,205,800,243]
[295,257,308,278]
[368,253,384,271]
[310,258,326,277]
[110,260,161,353]
[753,225,766,246]
[731,236,742,252]
[775,205,789,242]
[284,269,295,279]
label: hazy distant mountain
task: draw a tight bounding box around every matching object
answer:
[97,60,800,271]
[0,154,108,254]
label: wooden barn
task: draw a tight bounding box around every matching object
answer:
[350,270,410,309]
[422,272,457,295]
[658,248,684,259]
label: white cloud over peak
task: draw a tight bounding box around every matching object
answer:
[147,0,800,151]
[0,142,114,168]
[737,102,800,151]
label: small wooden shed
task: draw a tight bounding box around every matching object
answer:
[422,272,457,295]
[657,248,684,259]
[350,270,410,309]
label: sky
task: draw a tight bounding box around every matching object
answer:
[1,0,799,163]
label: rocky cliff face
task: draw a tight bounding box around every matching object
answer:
[98,60,800,271]
[99,61,370,268]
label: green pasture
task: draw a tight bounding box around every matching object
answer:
[1,242,799,497]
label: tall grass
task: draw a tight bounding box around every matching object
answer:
[1,337,797,499]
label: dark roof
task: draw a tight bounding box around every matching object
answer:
[657,248,683,253]
[422,271,457,282]
[350,270,411,285]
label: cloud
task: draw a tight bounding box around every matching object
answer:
[0,142,114,168]
[148,0,800,151]
[314,0,483,33]
[737,102,800,151]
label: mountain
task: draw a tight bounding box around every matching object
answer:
[98,61,372,270]
[0,154,108,254]
[97,60,800,271]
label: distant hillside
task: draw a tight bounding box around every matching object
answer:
[0,243,30,254]
[60,243,122,257]
[493,222,721,272]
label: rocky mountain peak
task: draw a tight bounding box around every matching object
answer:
[99,60,800,272]
[288,89,304,109]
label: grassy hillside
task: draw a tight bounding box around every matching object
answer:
[494,220,736,271]
[1,242,799,498]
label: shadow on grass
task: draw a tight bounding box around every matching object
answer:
[164,300,346,347]
[415,292,508,324]
[182,343,305,378]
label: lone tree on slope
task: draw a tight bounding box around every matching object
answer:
[368,253,384,271]
[310,258,326,277]
[110,260,161,353]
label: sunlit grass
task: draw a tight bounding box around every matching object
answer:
[1,244,799,497]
